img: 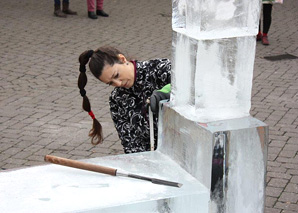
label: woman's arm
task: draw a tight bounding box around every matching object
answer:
[150,58,172,89]
[109,89,151,153]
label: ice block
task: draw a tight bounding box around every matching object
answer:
[0,151,209,213]
[171,32,256,122]
[172,0,261,39]
[158,103,268,213]
[171,0,261,122]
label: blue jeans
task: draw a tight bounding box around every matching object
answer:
[54,0,69,5]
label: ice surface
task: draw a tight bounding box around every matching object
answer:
[225,128,266,213]
[172,0,186,28]
[194,36,256,121]
[167,0,265,212]
[0,151,209,213]
[171,32,256,122]
[171,0,261,122]
[158,102,213,189]
[172,0,261,39]
[158,105,268,213]
[171,32,197,107]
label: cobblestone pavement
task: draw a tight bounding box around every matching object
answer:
[0,0,297,212]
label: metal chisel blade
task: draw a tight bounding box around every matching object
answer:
[127,173,183,188]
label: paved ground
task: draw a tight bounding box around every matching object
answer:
[0,0,297,212]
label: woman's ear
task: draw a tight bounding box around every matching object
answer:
[118,54,127,63]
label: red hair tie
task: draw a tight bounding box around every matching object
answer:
[88,111,95,120]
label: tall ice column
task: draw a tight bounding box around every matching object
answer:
[171,0,261,122]
[158,0,268,212]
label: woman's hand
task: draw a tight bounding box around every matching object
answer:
[150,84,171,114]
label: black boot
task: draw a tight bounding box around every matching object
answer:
[62,2,77,15]
[54,4,67,18]
[88,11,98,19]
[96,10,109,17]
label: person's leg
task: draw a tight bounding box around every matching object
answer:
[263,4,272,34]
[96,0,103,10]
[262,4,273,45]
[62,0,77,15]
[54,0,67,18]
[87,0,98,19]
[87,0,95,12]
[96,0,109,17]
[257,19,262,41]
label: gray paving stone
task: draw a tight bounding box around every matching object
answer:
[290,176,298,184]
[278,192,298,203]
[267,166,287,173]
[287,169,298,176]
[275,202,298,212]
[284,183,298,194]
[266,196,277,208]
[268,178,289,188]
[266,186,283,197]
[265,207,281,213]
[281,210,298,213]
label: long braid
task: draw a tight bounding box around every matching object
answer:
[78,50,103,145]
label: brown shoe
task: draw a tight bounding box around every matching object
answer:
[54,4,67,18]
[62,2,77,15]
[262,36,269,45]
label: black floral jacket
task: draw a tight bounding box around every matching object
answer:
[109,59,171,153]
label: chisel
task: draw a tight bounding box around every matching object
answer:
[44,155,182,188]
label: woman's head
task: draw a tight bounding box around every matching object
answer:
[83,46,123,79]
[80,46,135,88]
[98,54,135,88]
[78,46,134,145]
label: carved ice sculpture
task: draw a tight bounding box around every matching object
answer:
[166,0,268,212]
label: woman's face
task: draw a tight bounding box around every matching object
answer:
[99,58,135,89]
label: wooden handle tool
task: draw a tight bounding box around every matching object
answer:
[44,155,182,188]
[44,155,117,176]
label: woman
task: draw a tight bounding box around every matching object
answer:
[78,46,171,153]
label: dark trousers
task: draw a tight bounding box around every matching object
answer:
[260,4,273,34]
[54,0,69,5]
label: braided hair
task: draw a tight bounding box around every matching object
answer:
[78,46,123,145]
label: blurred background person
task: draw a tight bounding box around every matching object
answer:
[54,0,77,18]
[87,0,109,19]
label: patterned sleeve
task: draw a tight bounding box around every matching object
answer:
[150,58,171,90]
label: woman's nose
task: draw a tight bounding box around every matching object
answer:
[112,79,122,87]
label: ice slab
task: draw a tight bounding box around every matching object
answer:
[172,0,261,39]
[171,32,256,122]
[158,104,268,213]
[0,151,209,213]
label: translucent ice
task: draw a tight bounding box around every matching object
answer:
[171,32,197,107]
[172,0,186,28]
[225,128,266,213]
[159,105,267,213]
[0,152,209,213]
[171,31,256,122]
[171,0,261,122]
[172,0,261,39]
[194,36,256,121]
